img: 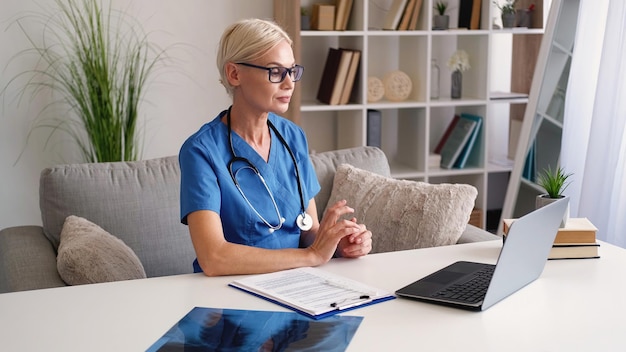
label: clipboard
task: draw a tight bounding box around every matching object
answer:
[229,267,396,320]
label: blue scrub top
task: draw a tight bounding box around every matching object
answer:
[179,110,321,270]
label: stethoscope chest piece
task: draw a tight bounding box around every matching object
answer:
[296,213,313,231]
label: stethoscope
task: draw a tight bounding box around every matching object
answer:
[226,107,313,233]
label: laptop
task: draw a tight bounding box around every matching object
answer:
[395,198,568,311]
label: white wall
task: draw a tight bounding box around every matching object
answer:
[0,0,273,229]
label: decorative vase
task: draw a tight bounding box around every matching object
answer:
[433,15,449,30]
[501,13,516,28]
[451,70,462,99]
[536,194,570,228]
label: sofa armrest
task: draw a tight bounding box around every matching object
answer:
[456,224,500,244]
[0,226,66,293]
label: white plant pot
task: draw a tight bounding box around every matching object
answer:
[536,194,569,228]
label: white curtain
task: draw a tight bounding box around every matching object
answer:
[562,0,626,247]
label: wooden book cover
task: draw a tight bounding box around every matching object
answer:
[470,0,482,29]
[317,48,352,105]
[397,0,416,30]
[408,0,424,30]
[383,0,409,30]
[439,117,477,169]
[339,49,361,104]
[434,115,460,154]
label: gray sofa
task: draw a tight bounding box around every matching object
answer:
[0,146,497,294]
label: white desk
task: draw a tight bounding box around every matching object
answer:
[1,240,625,351]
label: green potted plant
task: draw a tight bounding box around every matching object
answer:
[433,1,449,30]
[536,165,573,227]
[494,0,518,28]
[5,0,166,163]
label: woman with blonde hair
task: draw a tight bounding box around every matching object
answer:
[179,19,372,276]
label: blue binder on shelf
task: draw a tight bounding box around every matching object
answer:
[522,141,537,182]
[440,116,477,169]
[453,113,483,169]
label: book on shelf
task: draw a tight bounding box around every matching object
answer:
[470,0,482,29]
[383,0,409,30]
[317,48,353,105]
[508,117,522,159]
[334,0,354,30]
[548,243,600,260]
[490,91,529,100]
[407,0,424,30]
[503,217,598,244]
[439,116,478,169]
[458,0,481,29]
[434,115,460,154]
[458,0,473,29]
[146,307,363,351]
[453,113,483,169]
[229,267,395,320]
[397,0,416,30]
[367,109,382,148]
[339,48,361,104]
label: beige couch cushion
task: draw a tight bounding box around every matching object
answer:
[325,164,477,253]
[309,146,390,220]
[57,215,147,285]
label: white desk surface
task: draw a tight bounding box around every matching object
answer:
[1,239,625,351]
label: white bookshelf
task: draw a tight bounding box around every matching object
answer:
[275,0,547,230]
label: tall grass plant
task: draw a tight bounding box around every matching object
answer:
[5,0,166,162]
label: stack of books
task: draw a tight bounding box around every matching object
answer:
[434,113,483,169]
[503,217,600,260]
[317,47,361,105]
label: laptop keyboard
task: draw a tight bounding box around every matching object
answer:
[431,266,495,303]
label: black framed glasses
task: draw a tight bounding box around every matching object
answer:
[236,62,304,83]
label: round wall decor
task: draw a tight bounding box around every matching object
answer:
[383,70,412,101]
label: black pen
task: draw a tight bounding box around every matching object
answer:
[330,295,371,309]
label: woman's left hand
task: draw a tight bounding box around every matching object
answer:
[335,218,372,258]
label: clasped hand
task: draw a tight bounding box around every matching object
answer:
[311,199,372,262]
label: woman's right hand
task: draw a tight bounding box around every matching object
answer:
[307,199,362,264]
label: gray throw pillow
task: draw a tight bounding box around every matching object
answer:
[324,164,477,253]
[57,215,147,285]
